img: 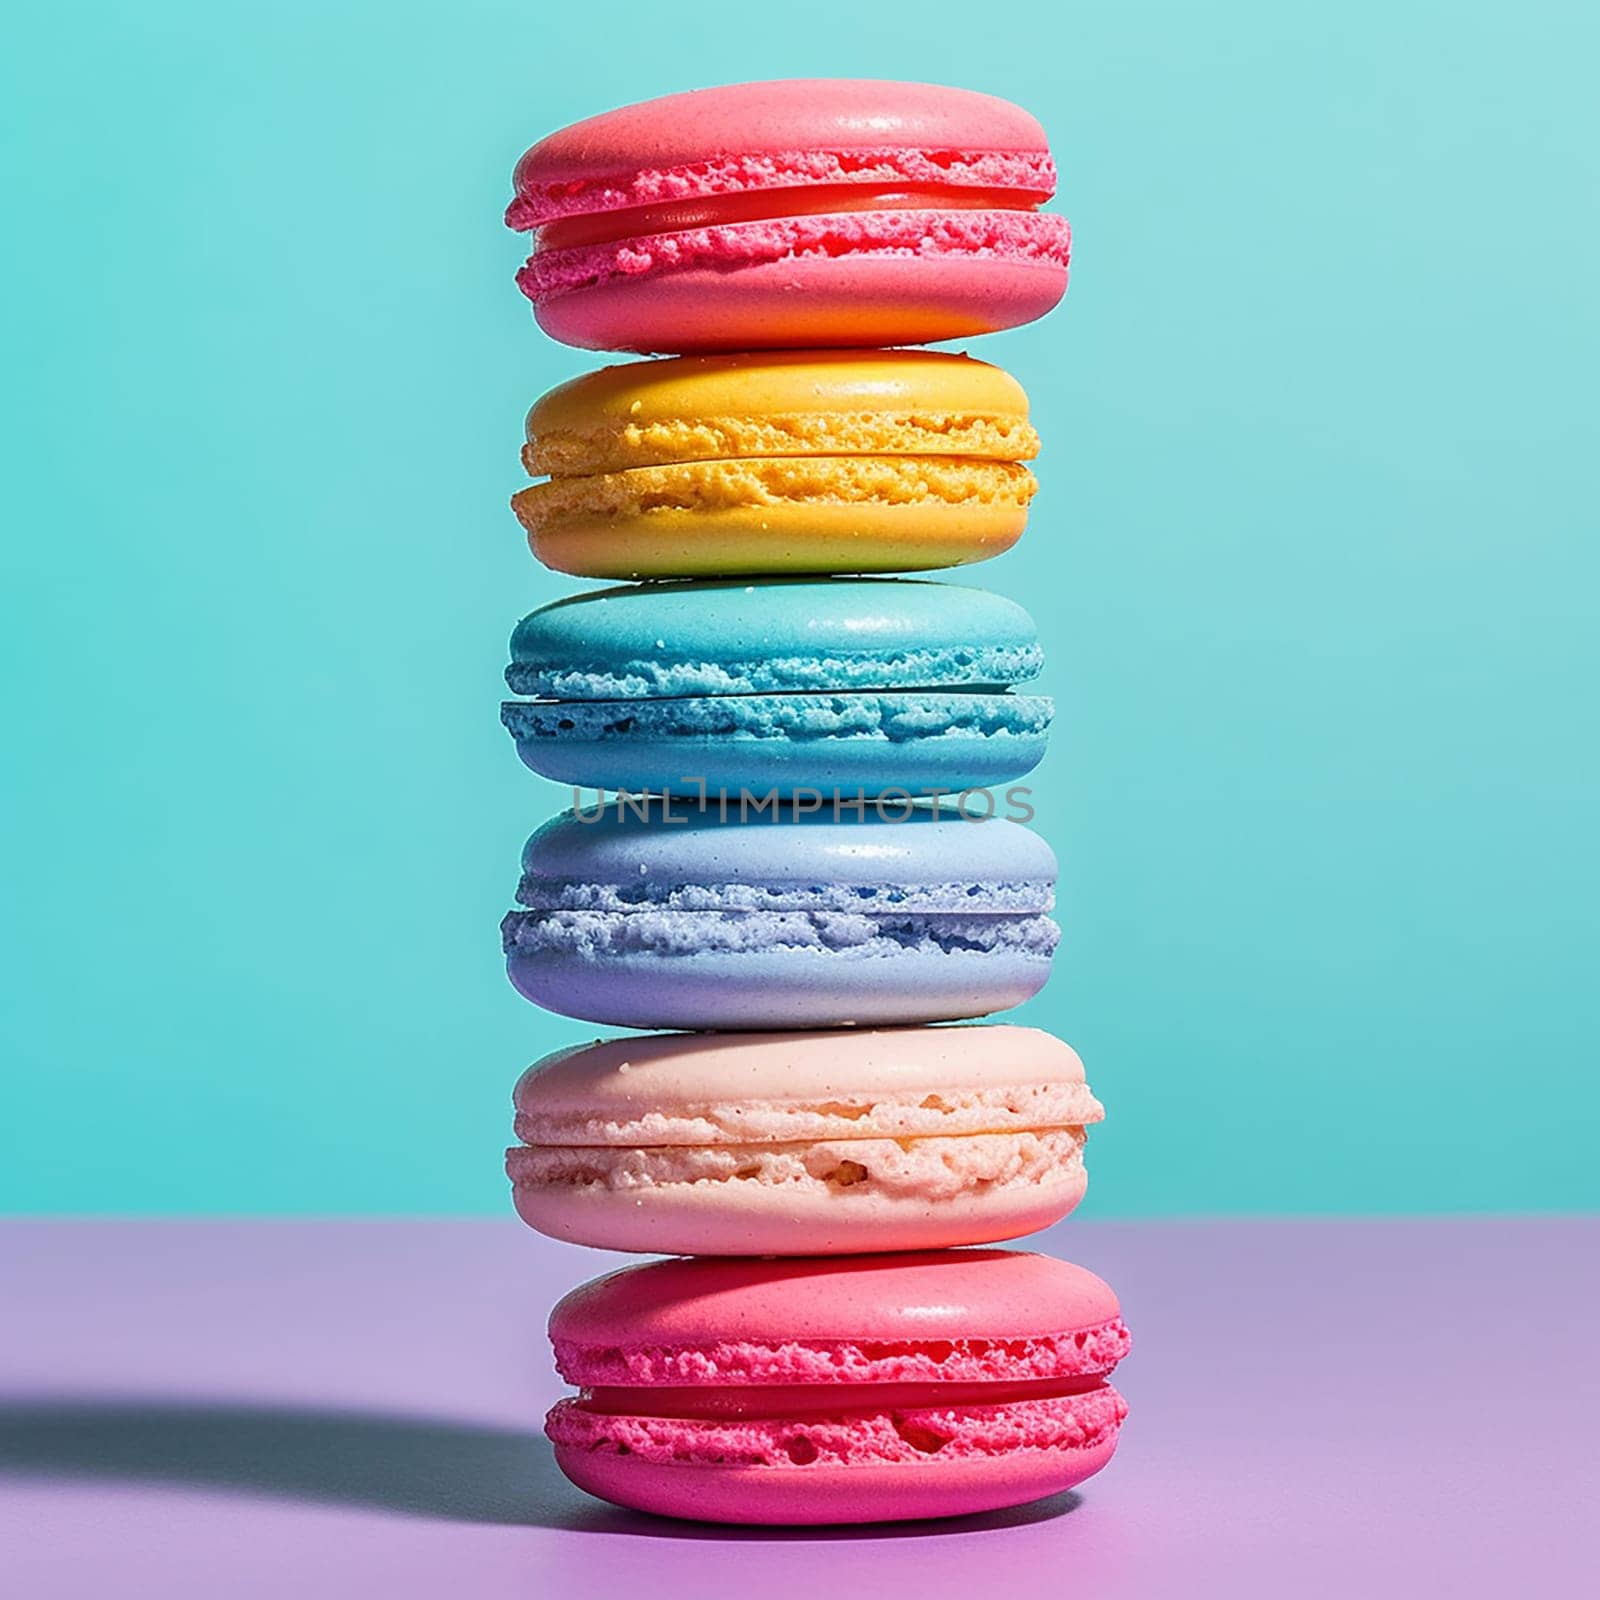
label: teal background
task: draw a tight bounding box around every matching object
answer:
[3,1,1595,1217]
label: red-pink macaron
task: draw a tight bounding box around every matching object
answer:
[545,1249,1130,1525]
[507,79,1072,353]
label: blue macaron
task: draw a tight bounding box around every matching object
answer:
[501,799,1059,1029]
[500,578,1050,799]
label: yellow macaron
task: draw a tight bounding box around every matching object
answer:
[511,350,1040,578]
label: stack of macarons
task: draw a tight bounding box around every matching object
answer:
[497,79,1128,1526]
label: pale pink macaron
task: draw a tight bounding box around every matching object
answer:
[545,1248,1130,1524]
[506,79,1071,352]
[507,1025,1103,1256]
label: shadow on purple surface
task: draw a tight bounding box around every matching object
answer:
[0,1399,1082,1539]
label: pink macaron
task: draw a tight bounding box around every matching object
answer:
[507,1026,1103,1256]
[506,79,1071,353]
[545,1249,1130,1525]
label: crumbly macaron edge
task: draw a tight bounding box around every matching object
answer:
[514,1079,1101,1147]
[504,644,1044,699]
[508,147,1058,228]
[513,457,1037,537]
[508,1128,1091,1201]
[517,208,1071,304]
[501,692,1052,747]
[527,412,1040,475]
[553,1319,1131,1386]
[544,1385,1126,1469]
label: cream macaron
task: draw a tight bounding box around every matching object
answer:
[506,1025,1103,1255]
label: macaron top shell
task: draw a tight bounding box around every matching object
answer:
[508,79,1056,230]
[549,1250,1125,1383]
[514,1024,1096,1146]
[524,350,1038,475]
[505,579,1042,699]
[516,806,1057,913]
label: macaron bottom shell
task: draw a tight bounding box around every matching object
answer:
[502,915,1057,1029]
[509,1153,1087,1256]
[527,243,1070,356]
[522,496,1025,579]
[547,1392,1123,1525]
[502,691,1049,798]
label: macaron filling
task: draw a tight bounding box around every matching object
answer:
[534,183,1050,252]
[570,1375,1106,1419]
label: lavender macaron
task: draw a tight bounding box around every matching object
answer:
[501,801,1059,1029]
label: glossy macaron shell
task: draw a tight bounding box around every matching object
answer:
[500,578,1051,797]
[511,351,1041,578]
[507,1025,1103,1255]
[501,805,1059,1029]
[503,579,1042,698]
[545,1250,1129,1524]
[551,1249,1125,1357]
[506,79,1070,353]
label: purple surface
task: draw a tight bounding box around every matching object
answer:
[3,1217,1594,1598]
